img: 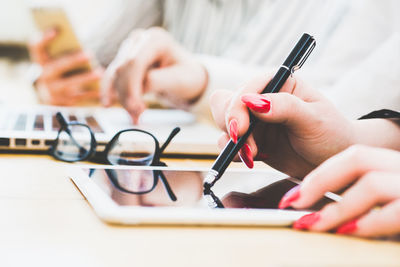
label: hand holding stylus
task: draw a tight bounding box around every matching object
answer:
[204,34,318,193]
[210,74,355,178]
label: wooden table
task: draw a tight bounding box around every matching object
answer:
[1,58,400,267]
[0,154,399,267]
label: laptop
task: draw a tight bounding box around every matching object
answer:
[0,105,221,157]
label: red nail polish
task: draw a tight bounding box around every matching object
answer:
[293,212,320,230]
[278,185,300,209]
[239,144,254,169]
[241,94,271,113]
[229,119,238,143]
[336,219,358,235]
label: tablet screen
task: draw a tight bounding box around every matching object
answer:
[85,168,298,210]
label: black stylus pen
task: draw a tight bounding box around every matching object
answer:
[204,33,316,197]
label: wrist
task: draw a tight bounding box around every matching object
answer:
[347,119,360,148]
[351,119,400,150]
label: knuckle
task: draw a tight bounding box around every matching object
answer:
[280,92,297,107]
[272,92,296,110]
[343,144,369,165]
[360,171,383,196]
[315,203,343,230]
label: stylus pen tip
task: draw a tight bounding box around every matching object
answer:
[203,194,219,209]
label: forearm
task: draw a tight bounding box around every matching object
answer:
[352,119,400,151]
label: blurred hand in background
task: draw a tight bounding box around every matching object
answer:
[29,28,102,105]
[102,27,208,124]
[29,27,208,124]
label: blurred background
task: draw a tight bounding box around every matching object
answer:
[0,0,109,46]
[0,0,108,104]
[0,0,399,118]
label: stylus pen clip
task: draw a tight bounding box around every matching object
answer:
[291,39,316,75]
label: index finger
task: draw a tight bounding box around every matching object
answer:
[209,89,234,132]
[112,33,165,123]
[290,145,400,209]
[225,74,296,137]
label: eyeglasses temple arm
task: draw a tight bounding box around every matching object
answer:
[157,170,177,201]
[56,112,69,129]
[159,127,180,153]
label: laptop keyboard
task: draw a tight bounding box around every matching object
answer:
[33,115,44,131]
[9,111,104,133]
[14,114,27,131]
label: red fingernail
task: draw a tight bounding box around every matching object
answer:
[293,212,321,230]
[278,185,301,209]
[229,119,238,143]
[336,219,358,235]
[239,144,254,169]
[241,94,271,113]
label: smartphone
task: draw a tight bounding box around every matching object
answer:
[30,6,99,91]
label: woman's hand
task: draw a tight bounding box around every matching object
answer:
[210,75,355,178]
[29,29,102,105]
[102,27,208,124]
[279,145,400,238]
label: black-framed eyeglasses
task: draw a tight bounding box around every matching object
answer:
[50,112,179,201]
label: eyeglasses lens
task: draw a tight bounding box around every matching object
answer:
[107,131,156,166]
[54,124,92,161]
[110,169,155,193]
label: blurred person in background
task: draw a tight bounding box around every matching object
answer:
[29,0,400,124]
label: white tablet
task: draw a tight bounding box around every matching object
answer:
[69,165,312,226]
